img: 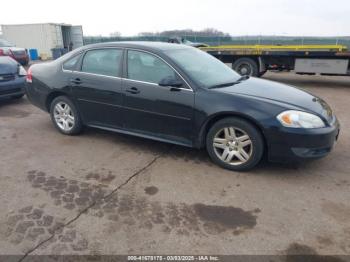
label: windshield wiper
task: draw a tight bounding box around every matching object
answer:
[208,81,238,89]
[208,75,250,89]
[237,75,250,81]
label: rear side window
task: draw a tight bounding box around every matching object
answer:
[81,49,122,77]
[127,50,176,84]
[63,55,81,71]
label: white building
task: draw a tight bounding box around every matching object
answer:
[1,23,84,58]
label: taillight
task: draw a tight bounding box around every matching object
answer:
[0,49,4,56]
[26,67,33,83]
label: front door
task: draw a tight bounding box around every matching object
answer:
[70,48,124,128]
[122,50,195,146]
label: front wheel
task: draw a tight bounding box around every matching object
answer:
[50,96,83,135]
[206,117,264,171]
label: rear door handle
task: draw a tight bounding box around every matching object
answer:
[70,78,82,85]
[125,87,140,94]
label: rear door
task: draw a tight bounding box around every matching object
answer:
[70,48,124,128]
[122,49,195,146]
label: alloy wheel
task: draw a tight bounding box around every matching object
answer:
[212,127,253,166]
[53,102,75,131]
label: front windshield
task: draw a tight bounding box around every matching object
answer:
[165,48,240,88]
[0,39,13,47]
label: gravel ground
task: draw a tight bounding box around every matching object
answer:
[0,72,349,261]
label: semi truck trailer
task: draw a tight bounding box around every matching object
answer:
[199,44,350,77]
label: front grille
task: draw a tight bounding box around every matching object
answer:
[0,74,15,82]
[0,88,21,96]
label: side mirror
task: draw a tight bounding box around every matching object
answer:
[159,76,183,88]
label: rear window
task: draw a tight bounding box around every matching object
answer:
[62,55,81,71]
[81,49,122,77]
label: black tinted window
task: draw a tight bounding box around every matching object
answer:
[63,55,81,70]
[127,50,176,84]
[82,49,122,77]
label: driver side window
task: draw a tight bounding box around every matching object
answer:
[127,50,176,84]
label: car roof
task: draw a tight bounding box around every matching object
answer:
[55,41,193,64]
[82,41,192,52]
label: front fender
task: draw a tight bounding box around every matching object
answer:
[193,90,287,148]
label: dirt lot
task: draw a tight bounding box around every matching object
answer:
[0,72,349,260]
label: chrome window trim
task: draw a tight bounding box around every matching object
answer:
[70,70,123,80]
[122,78,193,92]
[123,78,158,86]
[61,46,194,92]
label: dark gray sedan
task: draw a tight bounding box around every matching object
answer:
[0,56,26,100]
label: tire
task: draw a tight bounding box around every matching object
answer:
[12,94,24,99]
[232,58,259,77]
[206,117,264,171]
[50,96,83,135]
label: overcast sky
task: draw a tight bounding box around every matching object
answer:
[1,0,350,36]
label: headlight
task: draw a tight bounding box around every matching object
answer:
[18,65,27,76]
[277,110,325,128]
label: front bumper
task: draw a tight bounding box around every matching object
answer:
[0,77,26,99]
[266,119,340,163]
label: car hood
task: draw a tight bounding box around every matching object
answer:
[216,77,334,123]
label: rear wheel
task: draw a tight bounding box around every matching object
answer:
[232,58,259,77]
[50,96,83,135]
[206,117,264,171]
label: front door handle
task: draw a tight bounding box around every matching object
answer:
[70,78,82,85]
[125,87,140,94]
